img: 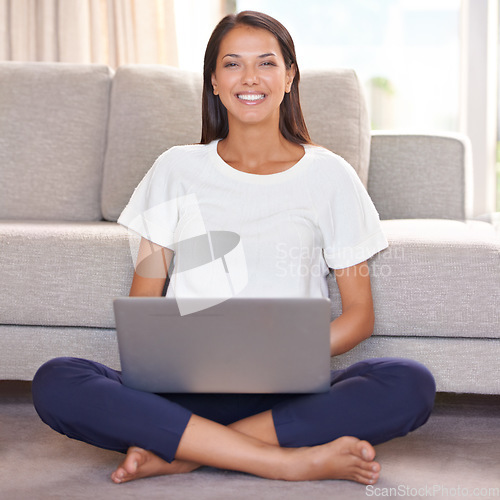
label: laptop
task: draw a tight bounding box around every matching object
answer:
[114,297,331,394]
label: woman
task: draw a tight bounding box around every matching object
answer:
[32,11,435,485]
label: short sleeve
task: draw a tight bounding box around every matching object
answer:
[117,149,181,249]
[316,155,388,269]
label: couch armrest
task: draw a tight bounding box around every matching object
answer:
[367,131,473,221]
[474,212,500,237]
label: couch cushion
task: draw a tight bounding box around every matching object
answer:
[300,69,370,186]
[327,219,500,339]
[0,62,111,221]
[0,221,133,328]
[101,65,203,222]
[2,219,498,339]
[0,325,120,380]
[368,133,472,220]
[101,66,371,222]
[333,335,500,394]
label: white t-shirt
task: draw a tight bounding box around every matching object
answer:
[118,139,388,302]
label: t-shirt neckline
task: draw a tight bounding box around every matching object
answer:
[211,139,310,184]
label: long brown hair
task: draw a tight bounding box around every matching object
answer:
[200,10,312,145]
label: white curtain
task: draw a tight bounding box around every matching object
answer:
[0,0,178,67]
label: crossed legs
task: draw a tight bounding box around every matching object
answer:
[111,410,380,484]
[32,357,435,484]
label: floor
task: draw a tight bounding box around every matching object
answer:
[1,382,499,500]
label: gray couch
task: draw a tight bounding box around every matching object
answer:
[1,62,499,394]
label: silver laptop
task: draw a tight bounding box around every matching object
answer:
[114,297,331,394]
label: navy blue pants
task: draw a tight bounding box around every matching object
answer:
[32,357,435,463]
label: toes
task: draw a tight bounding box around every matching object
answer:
[111,466,137,485]
[353,472,378,485]
[111,468,126,484]
[358,460,379,474]
[351,464,380,485]
[356,467,379,481]
[338,436,376,462]
[355,456,381,473]
[124,459,139,475]
[348,451,380,471]
[358,440,376,462]
[343,439,380,485]
[111,448,146,484]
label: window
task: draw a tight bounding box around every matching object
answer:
[233,0,498,215]
[235,0,461,132]
[175,0,225,71]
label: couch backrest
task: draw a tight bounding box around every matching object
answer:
[0,63,370,222]
[368,132,472,220]
[100,65,203,222]
[0,62,111,221]
[101,65,371,221]
[300,69,370,186]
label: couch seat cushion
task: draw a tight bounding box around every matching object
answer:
[328,219,500,339]
[0,221,133,328]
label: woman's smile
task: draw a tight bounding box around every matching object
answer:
[211,25,295,125]
[236,92,267,104]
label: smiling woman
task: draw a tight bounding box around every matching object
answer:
[212,27,292,126]
[201,11,310,148]
[31,9,436,487]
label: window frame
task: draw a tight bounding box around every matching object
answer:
[460,0,499,216]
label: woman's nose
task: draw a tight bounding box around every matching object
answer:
[241,67,259,85]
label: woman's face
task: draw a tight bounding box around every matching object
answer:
[211,25,295,128]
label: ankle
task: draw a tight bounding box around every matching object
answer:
[278,447,308,481]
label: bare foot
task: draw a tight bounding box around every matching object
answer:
[111,437,380,485]
[111,447,200,484]
[285,436,381,484]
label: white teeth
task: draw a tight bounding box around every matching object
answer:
[237,94,265,101]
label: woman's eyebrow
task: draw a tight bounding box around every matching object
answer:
[222,52,277,59]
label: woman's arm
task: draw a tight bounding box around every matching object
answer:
[129,238,173,297]
[329,261,375,356]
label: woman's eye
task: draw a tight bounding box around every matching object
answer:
[261,61,276,66]
[224,62,238,68]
